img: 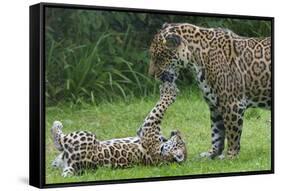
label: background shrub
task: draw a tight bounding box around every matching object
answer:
[45,7,271,105]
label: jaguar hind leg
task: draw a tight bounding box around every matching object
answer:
[223,102,245,158]
[52,152,65,169]
[61,159,79,177]
[62,166,75,177]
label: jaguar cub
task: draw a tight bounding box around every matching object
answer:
[51,82,187,177]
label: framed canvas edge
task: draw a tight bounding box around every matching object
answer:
[29,3,44,189]
[41,2,274,20]
[41,170,274,189]
[29,2,275,189]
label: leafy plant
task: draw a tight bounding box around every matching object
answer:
[45,8,271,105]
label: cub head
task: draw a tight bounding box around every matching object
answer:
[160,130,187,163]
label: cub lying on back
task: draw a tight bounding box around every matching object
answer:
[51,82,187,177]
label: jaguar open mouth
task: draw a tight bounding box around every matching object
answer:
[174,154,185,162]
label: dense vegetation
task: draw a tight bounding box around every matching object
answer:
[45,7,271,105]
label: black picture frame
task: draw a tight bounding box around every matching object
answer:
[29,2,274,188]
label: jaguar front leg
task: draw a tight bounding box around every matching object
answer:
[200,106,225,159]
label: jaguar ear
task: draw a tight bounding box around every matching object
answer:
[165,34,182,49]
[170,130,181,137]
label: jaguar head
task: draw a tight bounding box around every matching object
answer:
[148,23,189,83]
[160,130,187,163]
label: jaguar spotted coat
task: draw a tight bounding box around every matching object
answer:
[51,82,187,177]
[148,23,271,158]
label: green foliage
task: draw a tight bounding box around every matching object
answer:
[45,7,271,105]
[45,89,271,184]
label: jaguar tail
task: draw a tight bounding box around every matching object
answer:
[51,121,64,151]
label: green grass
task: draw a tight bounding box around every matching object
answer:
[45,89,271,184]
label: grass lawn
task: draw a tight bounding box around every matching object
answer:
[45,88,271,184]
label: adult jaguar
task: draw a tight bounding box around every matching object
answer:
[51,82,187,177]
[148,23,271,159]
